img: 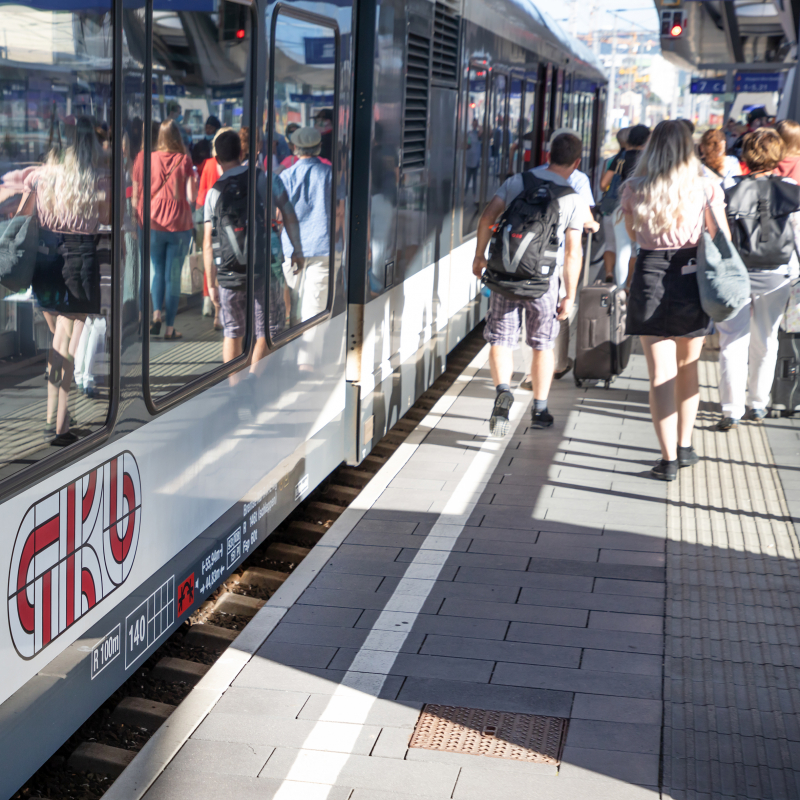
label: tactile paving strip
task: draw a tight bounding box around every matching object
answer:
[408,704,568,764]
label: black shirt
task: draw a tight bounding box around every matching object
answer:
[608,149,640,181]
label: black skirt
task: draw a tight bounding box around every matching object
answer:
[626,247,710,338]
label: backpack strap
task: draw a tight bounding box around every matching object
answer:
[521,170,538,194]
[757,179,771,244]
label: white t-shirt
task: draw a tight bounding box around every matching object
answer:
[568,169,595,207]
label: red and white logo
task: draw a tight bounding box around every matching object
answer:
[7,452,141,659]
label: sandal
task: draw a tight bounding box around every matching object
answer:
[150,320,162,336]
[164,330,183,340]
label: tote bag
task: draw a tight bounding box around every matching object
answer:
[697,201,750,323]
[0,191,39,293]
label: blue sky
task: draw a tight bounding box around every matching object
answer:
[549,0,660,35]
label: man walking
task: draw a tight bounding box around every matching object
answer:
[473,132,588,435]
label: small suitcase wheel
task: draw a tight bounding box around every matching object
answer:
[574,377,582,387]
[604,380,611,390]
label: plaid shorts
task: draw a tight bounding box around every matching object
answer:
[219,287,266,340]
[483,277,560,351]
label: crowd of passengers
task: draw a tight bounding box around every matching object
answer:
[475,112,800,482]
[0,101,333,446]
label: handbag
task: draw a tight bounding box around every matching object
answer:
[0,191,39,293]
[782,280,800,332]
[697,198,750,323]
[180,238,203,295]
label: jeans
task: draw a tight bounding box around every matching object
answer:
[150,229,191,328]
[466,166,479,195]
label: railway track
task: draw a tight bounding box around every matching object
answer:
[12,329,486,800]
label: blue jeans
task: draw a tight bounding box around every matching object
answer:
[150,229,191,328]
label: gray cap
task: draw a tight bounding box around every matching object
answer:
[290,126,321,148]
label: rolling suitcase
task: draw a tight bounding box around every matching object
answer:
[573,280,632,389]
[769,328,800,416]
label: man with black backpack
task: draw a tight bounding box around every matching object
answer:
[473,132,589,436]
[715,128,800,430]
[204,129,303,368]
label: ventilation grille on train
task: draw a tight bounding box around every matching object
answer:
[403,32,430,170]
[432,0,460,87]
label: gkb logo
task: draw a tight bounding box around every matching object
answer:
[7,453,141,659]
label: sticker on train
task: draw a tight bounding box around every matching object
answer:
[7,452,142,659]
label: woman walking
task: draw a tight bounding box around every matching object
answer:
[621,120,728,480]
[715,128,800,430]
[132,119,195,339]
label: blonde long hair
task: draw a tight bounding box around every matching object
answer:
[36,116,104,230]
[628,120,708,237]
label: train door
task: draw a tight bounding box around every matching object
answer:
[553,67,564,130]
[508,72,524,174]
[484,70,508,202]
[538,63,553,165]
[521,72,538,171]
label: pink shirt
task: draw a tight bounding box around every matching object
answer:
[621,179,725,250]
[132,151,193,232]
[23,165,111,234]
[775,155,800,185]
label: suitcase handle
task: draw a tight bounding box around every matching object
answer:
[581,231,592,288]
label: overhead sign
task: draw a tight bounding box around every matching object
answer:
[691,78,726,94]
[304,37,336,65]
[734,72,781,93]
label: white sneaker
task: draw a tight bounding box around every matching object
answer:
[202,296,214,316]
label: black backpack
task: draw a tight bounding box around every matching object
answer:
[482,171,574,300]
[211,169,267,291]
[725,176,800,269]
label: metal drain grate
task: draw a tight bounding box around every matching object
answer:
[408,705,568,764]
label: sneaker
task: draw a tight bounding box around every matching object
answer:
[531,409,554,429]
[714,416,739,432]
[519,377,532,391]
[202,296,214,317]
[489,390,514,437]
[745,407,767,423]
[677,445,699,467]
[51,431,79,447]
[651,458,679,481]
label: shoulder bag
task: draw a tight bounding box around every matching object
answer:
[697,195,750,323]
[0,190,39,293]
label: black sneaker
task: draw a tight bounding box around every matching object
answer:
[651,458,679,481]
[51,431,79,447]
[531,409,554,429]
[745,407,767,423]
[714,416,739,432]
[677,446,699,467]
[489,390,514,437]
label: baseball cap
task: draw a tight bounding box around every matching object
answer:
[291,126,321,148]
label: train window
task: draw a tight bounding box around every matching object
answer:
[0,0,113,480]
[141,6,253,402]
[462,64,486,236]
[508,77,523,174]
[485,72,507,200]
[268,12,337,337]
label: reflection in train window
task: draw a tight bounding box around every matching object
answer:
[462,65,485,236]
[485,72,507,201]
[508,76,523,174]
[0,1,113,481]
[140,6,252,401]
[521,79,537,170]
[268,12,337,337]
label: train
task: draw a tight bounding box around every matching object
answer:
[0,0,606,794]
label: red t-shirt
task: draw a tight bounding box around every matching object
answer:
[775,155,800,184]
[132,150,193,232]
[197,157,222,207]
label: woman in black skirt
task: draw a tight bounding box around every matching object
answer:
[621,120,730,481]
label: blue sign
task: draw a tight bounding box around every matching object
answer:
[289,93,335,104]
[304,37,336,65]
[691,78,726,94]
[735,72,781,93]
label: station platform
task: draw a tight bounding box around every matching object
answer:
[105,343,800,800]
